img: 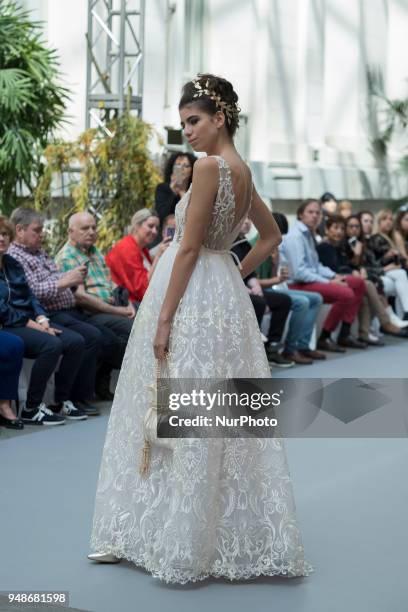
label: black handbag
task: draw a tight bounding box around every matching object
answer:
[112,286,129,307]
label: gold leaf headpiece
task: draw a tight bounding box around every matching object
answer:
[192,78,241,127]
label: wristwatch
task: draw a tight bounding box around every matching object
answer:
[37,316,50,324]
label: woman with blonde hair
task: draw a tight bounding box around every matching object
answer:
[105,208,171,305]
[371,209,406,267]
[338,199,353,219]
[369,209,408,319]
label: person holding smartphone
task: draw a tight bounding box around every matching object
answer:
[149,214,176,258]
[154,153,197,226]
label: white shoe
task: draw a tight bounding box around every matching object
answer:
[87,552,121,563]
[386,307,408,328]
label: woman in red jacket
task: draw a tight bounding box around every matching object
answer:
[106,209,170,305]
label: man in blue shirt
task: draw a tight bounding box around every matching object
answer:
[282,199,366,352]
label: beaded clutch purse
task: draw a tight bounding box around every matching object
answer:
[140,356,177,476]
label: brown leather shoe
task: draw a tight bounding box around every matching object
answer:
[317,338,346,353]
[282,350,313,365]
[299,349,327,360]
[337,336,367,349]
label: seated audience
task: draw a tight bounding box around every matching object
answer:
[55,212,135,399]
[284,199,366,352]
[256,212,326,365]
[9,208,101,415]
[370,209,407,268]
[231,219,294,368]
[318,215,392,345]
[106,209,170,305]
[338,199,353,219]
[393,207,408,261]
[154,152,197,226]
[345,215,407,337]
[0,331,24,430]
[1,215,87,425]
[369,210,408,320]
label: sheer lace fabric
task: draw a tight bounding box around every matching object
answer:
[90,156,313,583]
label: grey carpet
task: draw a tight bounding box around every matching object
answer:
[1,340,407,612]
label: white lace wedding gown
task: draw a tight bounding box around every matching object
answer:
[90,155,313,583]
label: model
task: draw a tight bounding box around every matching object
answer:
[89,74,313,584]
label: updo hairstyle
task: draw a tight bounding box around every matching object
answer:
[178,73,240,137]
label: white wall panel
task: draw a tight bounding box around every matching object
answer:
[17,0,408,199]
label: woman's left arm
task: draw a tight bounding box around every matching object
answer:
[153,157,219,359]
[394,231,408,260]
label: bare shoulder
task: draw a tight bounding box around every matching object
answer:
[192,156,220,180]
[190,157,219,201]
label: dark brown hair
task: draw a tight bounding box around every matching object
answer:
[394,210,408,237]
[179,73,240,137]
[296,199,320,219]
[346,215,362,238]
[326,215,346,229]
[163,152,197,185]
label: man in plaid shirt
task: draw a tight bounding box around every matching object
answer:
[9,207,102,417]
[55,211,135,399]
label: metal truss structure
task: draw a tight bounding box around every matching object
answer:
[85,0,145,131]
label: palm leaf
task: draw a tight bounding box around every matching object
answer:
[0,0,69,212]
[0,68,33,112]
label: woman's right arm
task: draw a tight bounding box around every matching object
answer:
[239,188,281,279]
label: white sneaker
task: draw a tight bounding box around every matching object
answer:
[88,552,121,563]
[61,400,88,421]
[387,307,408,328]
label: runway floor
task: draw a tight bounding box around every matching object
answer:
[1,338,407,612]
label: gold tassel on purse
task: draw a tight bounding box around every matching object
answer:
[139,440,151,476]
[139,353,175,476]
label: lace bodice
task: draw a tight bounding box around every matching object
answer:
[174,155,251,251]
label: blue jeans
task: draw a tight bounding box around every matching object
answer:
[265,288,323,353]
